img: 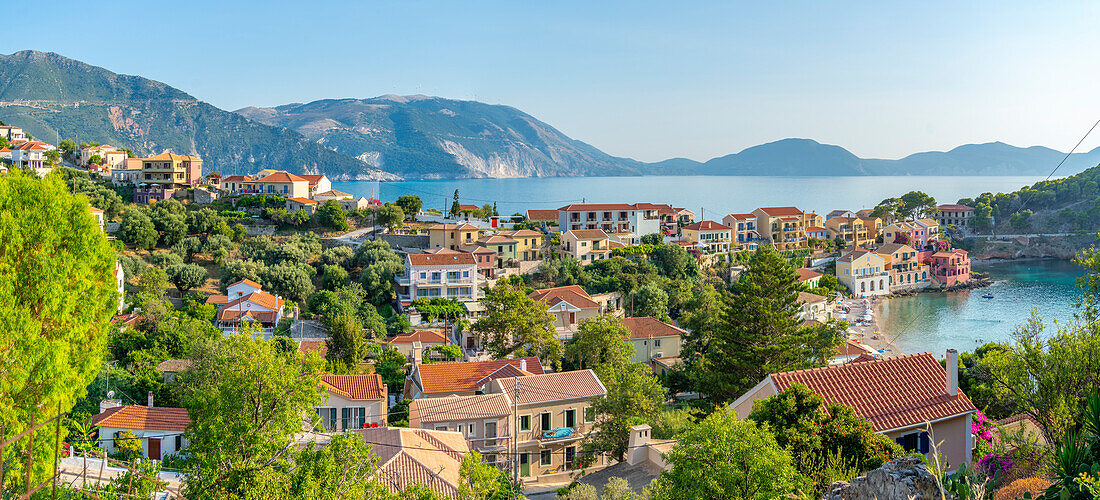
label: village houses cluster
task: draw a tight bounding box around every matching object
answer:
[2,121,990,497]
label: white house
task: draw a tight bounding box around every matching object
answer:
[395,252,481,310]
[315,374,388,432]
[208,279,285,335]
[91,404,190,460]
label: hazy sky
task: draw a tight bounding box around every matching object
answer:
[7,1,1100,162]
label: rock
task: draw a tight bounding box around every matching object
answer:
[823,457,941,500]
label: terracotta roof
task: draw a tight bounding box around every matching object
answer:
[559,203,637,211]
[797,291,826,305]
[498,370,607,406]
[757,206,804,217]
[299,340,328,357]
[287,197,317,204]
[427,223,479,231]
[413,357,543,395]
[408,393,511,424]
[229,278,263,289]
[725,213,756,221]
[220,175,251,183]
[146,151,202,162]
[254,171,307,183]
[407,253,477,266]
[565,229,610,240]
[501,229,542,237]
[389,330,449,344]
[836,340,874,357]
[314,189,352,197]
[217,309,279,323]
[155,359,192,372]
[91,406,190,432]
[526,209,558,221]
[877,243,914,256]
[478,235,517,244]
[621,316,686,339]
[457,245,495,255]
[769,352,977,432]
[528,285,600,309]
[110,313,143,326]
[321,374,386,400]
[938,204,974,211]
[796,268,823,281]
[298,174,328,185]
[837,249,873,263]
[205,294,229,305]
[358,427,468,498]
[224,290,283,312]
[848,352,879,364]
[458,204,479,211]
[805,226,826,232]
[89,207,104,214]
[424,247,462,254]
[683,220,730,231]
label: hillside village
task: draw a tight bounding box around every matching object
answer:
[3,120,1100,500]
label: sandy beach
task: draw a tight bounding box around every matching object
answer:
[832,296,904,357]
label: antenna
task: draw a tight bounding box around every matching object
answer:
[107,390,114,400]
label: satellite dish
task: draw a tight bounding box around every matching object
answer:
[107,391,115,399]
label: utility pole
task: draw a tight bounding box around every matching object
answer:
[512,376,519,493]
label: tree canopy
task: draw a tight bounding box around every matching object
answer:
[472,280,562,367]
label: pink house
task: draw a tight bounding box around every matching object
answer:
[931,249,970,286]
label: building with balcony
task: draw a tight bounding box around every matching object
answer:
[884,219,941,248]
[824,216,873,248]
[135,151,202,203]
[354,426,470,498]
[408,393,512,465]
[557,203,662,237]
[477,234,518,268]
[208,279,285,335]
[561,229,619,264]
[79,145,128,169]
[9,141,49,170]
[456,245,498,278]
[753,206,809,251]
[935,204,975,229]
[621,316,685,373]
[0,125,27,142]
[931,249,971,286]
[876,243,931,291]
[427,223,481,250]
[722,213,761,250]
[395,252,481,309]
[498,229,544,261]
[403,357,543,400]
[680,220,731,254]
[836,249,889,296]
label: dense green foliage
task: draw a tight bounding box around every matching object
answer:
[0,172,119,490]
[472,280,562,367]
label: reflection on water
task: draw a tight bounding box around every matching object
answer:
[876,259,1083,356]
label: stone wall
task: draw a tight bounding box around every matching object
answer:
[823,457,941,500]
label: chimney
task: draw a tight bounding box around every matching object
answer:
[946,349,959,397]
[519,359,527,373]
[627,424,651,465]
[412,341,423,366]
[147,391,154,407]
[99,399,122,413]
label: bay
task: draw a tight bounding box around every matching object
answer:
[875,259,1084,356]
[332,175,1046,218]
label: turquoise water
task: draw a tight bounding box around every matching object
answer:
[877,259,1084,356]
[332,175,1045,218]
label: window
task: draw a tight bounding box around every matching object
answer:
[540,449,552,466]
[419,272,426,279]
[584,407,595,423]
[435,425,449,431]
[462,271,469,278]
[540,412,552,431]
[317,408,337,431]
[895,431,930,454]
[341,407,367,430]
[654,339,662,348]
[519,415,531,431]
[467,423,476,438]
[565,409,576,428]
[565,446,577,469]
[175,435,182,450]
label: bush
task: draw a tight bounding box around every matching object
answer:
[993,477,1052,500]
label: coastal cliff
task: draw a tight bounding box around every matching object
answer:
[960,234,1094,261]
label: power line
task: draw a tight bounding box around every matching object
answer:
[1016,117,1100,212]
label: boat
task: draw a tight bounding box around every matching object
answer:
[981,293,994,299]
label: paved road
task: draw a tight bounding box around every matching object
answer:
[331,225,377,246]
[965,232,1077,239]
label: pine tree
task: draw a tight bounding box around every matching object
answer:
[702,244,834,401]
[450,189,461,218]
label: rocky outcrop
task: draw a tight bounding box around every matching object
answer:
[823,457,941,500]
[965,235,1092,261]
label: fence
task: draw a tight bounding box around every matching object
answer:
[0,406,184,500]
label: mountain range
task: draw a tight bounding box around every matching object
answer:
[3,50,1099,180]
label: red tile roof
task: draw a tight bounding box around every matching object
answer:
[321,374,386,400]
[298,340,328,357]
[389,330,449,344]
[757,206,804,217]
[408,393,511,424]
[359,427,468,498]
[937,204,974,211]
[254,171,307,183]
[528,285,600,309]
[621,316,686,339]
[565,229,610,240]
[559,203,638,211]
[407,253,477,266]
[146,151,202,162]
[220,175,251,183]
[428,223,479,231]
[223,290,283,312]
[478,235,518,244]
[298,174,327,186]
[796,268,823,281]
[413,357,543,395]
[498,370,607,405]
[683,220,730,231]
[287,197,317,204]
[228,278,263,289]
[769,352,977,432]
[91,406,190,432]
[526,209,558,221]
[217,309,279,323]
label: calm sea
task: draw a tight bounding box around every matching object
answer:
[332,175,1045,218]
[877,259,1084,357]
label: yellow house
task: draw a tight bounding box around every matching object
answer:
[836,249,889,296]
[428,223,481,250]
[621,317,685,373]
[561,229,617,265]
[680,220,732,254]
[500,229,544,260]
[752,207,808,251]
[824,216,873,248]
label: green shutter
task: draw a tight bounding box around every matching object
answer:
[341,408,350,431]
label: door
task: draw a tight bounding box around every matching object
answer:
[519,453,530,477]
[484,422,497,447]
[148,437,161,460]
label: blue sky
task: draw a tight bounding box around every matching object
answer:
[7,1,1100,162]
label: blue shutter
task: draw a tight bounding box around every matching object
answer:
[919,432,930,454]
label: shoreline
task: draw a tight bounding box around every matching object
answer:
[835,296,904,357]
